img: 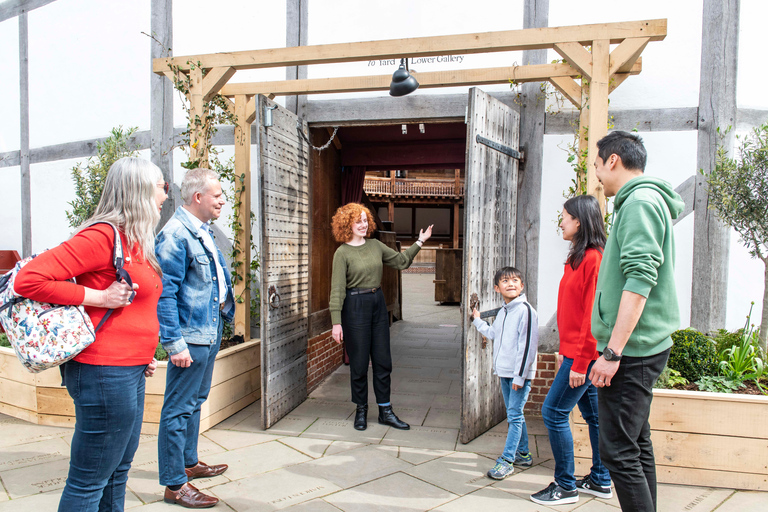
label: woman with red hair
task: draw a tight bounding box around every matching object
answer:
[330,203,432,431]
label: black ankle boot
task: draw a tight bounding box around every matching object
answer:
[378,405,410,430]
[354,404,368,430]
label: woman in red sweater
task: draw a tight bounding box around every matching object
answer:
[15,157,168,512]
[530,195,612,506]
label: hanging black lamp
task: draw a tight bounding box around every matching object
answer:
[389,58,419,97]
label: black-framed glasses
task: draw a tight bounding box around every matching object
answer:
[158,182,170,194]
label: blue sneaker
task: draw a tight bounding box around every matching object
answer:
[514,452,533,467]
[487,457,514,480]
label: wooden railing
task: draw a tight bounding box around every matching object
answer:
[364,177,464,197]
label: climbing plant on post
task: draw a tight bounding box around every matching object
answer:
[705,124,768,351]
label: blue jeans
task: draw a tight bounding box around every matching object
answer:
[58,361,146,512]
[542,357,610,491]
[499,378,531,462]
[158,336,221,486]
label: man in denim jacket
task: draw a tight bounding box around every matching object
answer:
[156,168,235,508]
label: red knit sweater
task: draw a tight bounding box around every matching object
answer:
[14,224,162,366]
[556,247,602,374]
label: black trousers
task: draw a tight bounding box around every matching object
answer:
[341,288,392,406]
[597,348,670,512]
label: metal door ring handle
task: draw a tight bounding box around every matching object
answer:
[268,285,280,309]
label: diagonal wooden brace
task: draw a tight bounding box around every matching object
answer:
[549,76,582,108]
[554,41,593,80]
[609,37,650,76]
[202,67,237,102]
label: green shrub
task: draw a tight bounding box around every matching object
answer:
[709,328,745,355]
[155,342,168,361]
[696,375,745,393]
[654,367,688,389]
[0,333,9,348]
[668,329,719,382]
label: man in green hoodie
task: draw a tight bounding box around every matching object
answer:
[587,131,684,512]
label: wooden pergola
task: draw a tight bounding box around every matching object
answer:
[153,19,666,337]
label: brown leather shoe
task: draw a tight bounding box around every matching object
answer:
[185,461,228,480]
[164,482,218,508]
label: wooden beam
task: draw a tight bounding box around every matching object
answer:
[202,67,237,101]
[553,42,593,80]
[221,61,641,97]
[19,13,31,258]
[516,0,549,311]
[154,19,666,73]
[0,0,57,23]
[151,0,175,229]
[549,76,582,108]
[245,96,257,124]
[285,0,308,116]
[609,37,650,76]
[673,175,695,226]
[585,39,610,207]
[188,66,204,164]
[691,0,738,333]
[609,71,632,94]
[233,94,252,339]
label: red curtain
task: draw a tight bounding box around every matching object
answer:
[341,166,366,205]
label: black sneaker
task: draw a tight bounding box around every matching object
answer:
[530,482,579,505]
[576,475,613,499]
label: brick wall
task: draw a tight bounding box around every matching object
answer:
[307,331,344,393]
[524,353,558,415]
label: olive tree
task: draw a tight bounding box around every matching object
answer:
[705,123,768,350]
[66,126,139,228]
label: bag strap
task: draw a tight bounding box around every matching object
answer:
[88,222,134,332]
[518,302,533,376]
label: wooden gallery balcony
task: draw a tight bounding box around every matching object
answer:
[364,176,464,204]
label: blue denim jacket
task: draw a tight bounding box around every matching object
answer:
[156,207,235,355]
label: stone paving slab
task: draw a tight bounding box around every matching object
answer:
[423,406,460,429]
[383,445,453,465]
[324,471,458,512]
[211,440,312,481]
[281,498,344,511]
[203,428,283,450]
[432,486,549,511]
[382,425,459,451]
[404,451,495,496]
[211,467,341,511]
[290,445,411,489]
[301,417,388,443]
[711,490,768,511]
[0,437,69,472]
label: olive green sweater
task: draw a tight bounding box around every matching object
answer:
[591,176,685,357]
[330,239,421,325]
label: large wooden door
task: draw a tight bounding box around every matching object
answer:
[258,96,310,429]
[460,88,520,444]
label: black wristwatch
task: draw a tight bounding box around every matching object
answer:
[602,347,622,361]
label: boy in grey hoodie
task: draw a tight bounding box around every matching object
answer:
[472,266,539,480]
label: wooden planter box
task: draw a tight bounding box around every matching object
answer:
[0,340,261,435]
[572,388,768,491]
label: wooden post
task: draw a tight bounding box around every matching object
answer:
[19,12,31,258]
[285,0,308,116]
[151,0,175,228]
[387,201,394,223]
[188,66,205,165]
[453,202,460,249]
[515,0,549,308]
[233,95,252,338]
[691,0,738,332]
[586,39,609,205]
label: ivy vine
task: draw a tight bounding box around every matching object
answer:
[169,61,261,332]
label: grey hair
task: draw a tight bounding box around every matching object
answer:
[181,168,219,205]
[79,157,164,274]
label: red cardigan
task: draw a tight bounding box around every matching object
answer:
[14,224,162,366]
[556,247,602,374]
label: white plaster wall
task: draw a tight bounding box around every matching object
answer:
[1,0,766,330]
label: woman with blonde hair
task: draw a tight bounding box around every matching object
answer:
[15,156,168,511]
[330,203,432,431]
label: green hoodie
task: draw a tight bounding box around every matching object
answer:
[591,176,685,357]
